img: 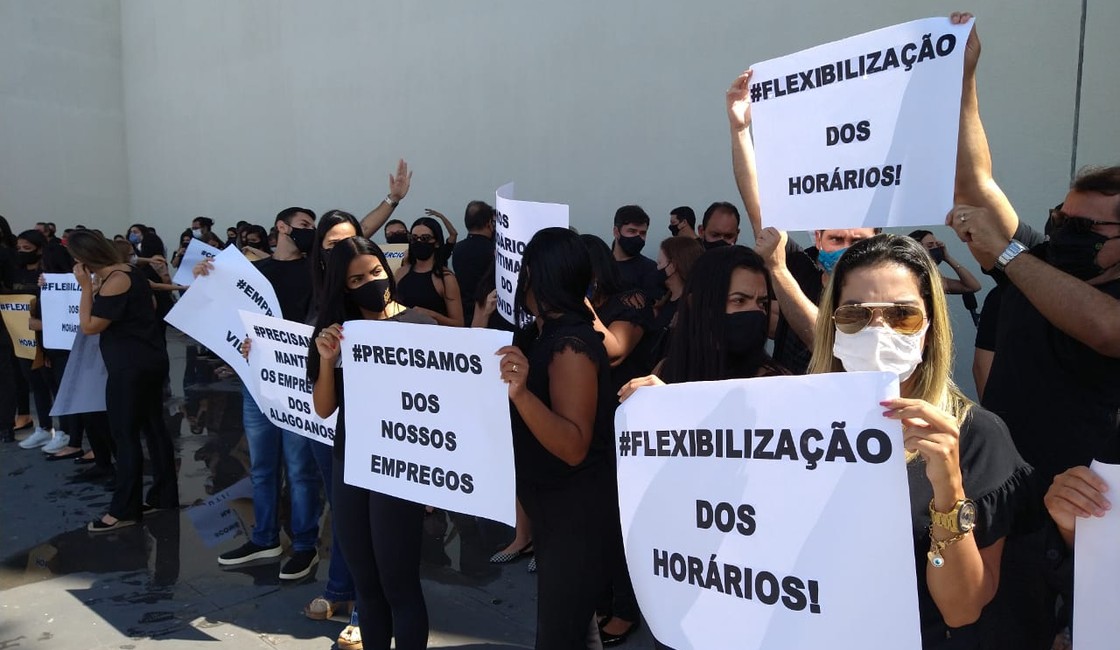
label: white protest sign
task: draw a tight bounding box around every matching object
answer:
[39,273,82,350]
[615,372,920,650]
[186,477,254,548]
[341,319,515,525]
[1073,460,1120,650]
[164,245,280,404]
[382,243,409,273]
[750,17,972,231]
[171,238,222,287]
[50,331,107,416]
[494,183,569,325]
[239,310,337,445]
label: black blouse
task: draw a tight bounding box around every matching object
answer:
[908,406,1033,648]
[511,314,615,490]
[396,269,448,317]
[90,267,167,372]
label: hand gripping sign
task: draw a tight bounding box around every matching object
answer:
[171,238,222,287]
[341,319,516,526]
[493,183,569,326]
[164,245,280,405]
[615,372,921,650]
[750,17,973,231]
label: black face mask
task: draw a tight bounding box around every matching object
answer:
[1047,224,1115,280]
[349,277,392,313]
[669,223,681,237]
[289,227,316,255]
[617,234,645,257]
[654,266,670,288]
[929,247,945,265]
[703,238,730,251]
[16,251,41,267]
[246,239,262,248]
[409,241,436,262]
[724,310,768,357]
[386,232,410,244]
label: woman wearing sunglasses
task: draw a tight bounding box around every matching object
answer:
[808,234,1030,648]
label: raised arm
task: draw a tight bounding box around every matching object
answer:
[426,208,458,245]
[359,159,412,239]
[755,228,819,346]
[727,70,763,239]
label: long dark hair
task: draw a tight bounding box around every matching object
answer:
[310,209,362,301]
[661,245,779,383]
[0,215,15,248]
[138,232,166,258]
[40,242,75,273]
[513,227,593,344]
[307,237,398,383]
[410,217,449,275]
[579,234,627,305]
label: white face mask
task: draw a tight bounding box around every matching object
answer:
[832,324,928,382]
[191,228,203,239]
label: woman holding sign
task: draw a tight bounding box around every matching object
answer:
[309,236,434,650]
[497,227,617,648]
[807,233,1030,648]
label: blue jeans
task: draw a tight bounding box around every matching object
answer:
[241,386,321,551]
[311,439,356,602]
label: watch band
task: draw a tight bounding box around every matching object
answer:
[385,195,399,208]
[994,239,1027,272]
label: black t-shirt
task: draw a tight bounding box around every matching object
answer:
[11,266,40,296]
[254,257,312,321]
[511,315,615,490]
[773,238,824,375]
[907,407,1032,648]
[982,224,1120,483]
[331,309,436,461]
[91,267,168,372]
[972,286,1003,352]
[616,254,664,303]
[141,265,174,319]
[451,234,494,324]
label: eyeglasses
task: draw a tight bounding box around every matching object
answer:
[410,234,436,244]
[833,303,926,335]
[1049,209,1120,234]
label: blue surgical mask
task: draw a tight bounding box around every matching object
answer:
[128,232,142,245]
[817,247,847,274]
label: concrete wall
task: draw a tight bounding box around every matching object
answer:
[0,0,128,234]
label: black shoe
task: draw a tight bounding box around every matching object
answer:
[599,618,641,646]
[217,541,283,566]
[142,503,179,515]
[279,550,320,581]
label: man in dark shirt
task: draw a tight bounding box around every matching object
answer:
[611,205,663,302]
[697,201,741,250]
[950,25,1120,649]
[218,205,323,583]
[451,200,496,327]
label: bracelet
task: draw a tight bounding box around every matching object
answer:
[384,194,399,208]
[927,528,970,568]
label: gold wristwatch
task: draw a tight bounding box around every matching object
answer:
[929,498,977,534]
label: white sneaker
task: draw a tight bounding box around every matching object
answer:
[18,428,53,449]
[42,431,70,454]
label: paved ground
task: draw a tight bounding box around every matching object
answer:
[0,331,657,649]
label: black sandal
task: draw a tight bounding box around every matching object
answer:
[88,516,137,533]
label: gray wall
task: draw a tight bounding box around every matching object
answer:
[0,0,128,232]
[2,1,1117,395]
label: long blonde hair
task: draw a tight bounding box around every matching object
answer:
[807,234,972,425]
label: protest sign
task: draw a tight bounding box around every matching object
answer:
[1073,460,1120,650]
[615,372,920,649]
[750,17,973,231]
[164,245,280,404]
[186,477,254,548]
[341,319,515,525]
[0,294,37,360]
[239,310,337,445]
[382,243,409,273]
[50,331,107,417]
[493,183,569,325]
[171,238,222,287]
[39,274,82,350]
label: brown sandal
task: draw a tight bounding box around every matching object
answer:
[303,597,352,621]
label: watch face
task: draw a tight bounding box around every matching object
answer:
[959,501,978,531]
